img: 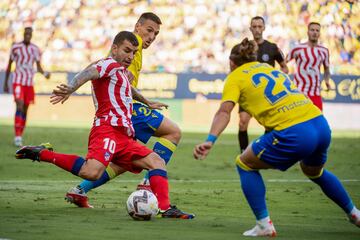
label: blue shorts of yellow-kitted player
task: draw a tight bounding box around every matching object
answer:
[132,102,164,143]
[251,115,331,171]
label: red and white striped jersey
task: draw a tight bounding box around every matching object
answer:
[92,57,134,136]
[10,42,41,86]
[287,43,330,96]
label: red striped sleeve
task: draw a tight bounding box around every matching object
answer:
[287,46,303,61]
[96,58,122,79]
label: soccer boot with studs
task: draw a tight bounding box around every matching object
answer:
[15,143,53,161]
[65,186,93,208]
[349,208,360,228]
[243,219,277,237]
[159,205,195,219]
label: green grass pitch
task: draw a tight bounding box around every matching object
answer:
[0,125,359,239]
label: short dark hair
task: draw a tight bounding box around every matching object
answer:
[308,22,321,29]
[251,16,265,25]
[24,27,33,32]
[138,12,162,25]
[113,31,139,47]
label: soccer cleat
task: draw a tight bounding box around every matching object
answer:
[65,187,93,208]
[14,136,23,147]
[349,209,360,228]
[159,205,195,219]
[243,220,277,237]
[15,143,53,161]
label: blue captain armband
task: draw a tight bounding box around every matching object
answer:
[206,134,217,144]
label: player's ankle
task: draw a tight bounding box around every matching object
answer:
[257,216,271,226]
[350,206,360,216]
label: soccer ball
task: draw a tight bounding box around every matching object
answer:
[126,190,159,221]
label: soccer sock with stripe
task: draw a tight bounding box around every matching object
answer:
[236,156,269,220]
[78,166,117,193]
[39,150,86,176]
[14,110,26,137]
[309,169,354,214]
[238,130,249,153]
[149,169,170,211]
[143,138,177,180]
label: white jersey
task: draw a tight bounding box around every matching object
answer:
[10,42,41,86]
[287,43,330,96]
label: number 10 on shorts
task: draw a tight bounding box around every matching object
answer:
[103,138,116,154]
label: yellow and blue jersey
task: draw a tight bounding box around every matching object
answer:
[128,34,143,88]
[126,33,165,143]
[222,62,322,131]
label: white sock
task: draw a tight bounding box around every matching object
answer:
[350,206,359,215]
[257,216,271,226]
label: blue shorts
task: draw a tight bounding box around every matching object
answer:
[132,102,164,143]
[251,115,331,171]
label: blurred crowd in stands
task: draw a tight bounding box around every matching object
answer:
[0,0,359,74]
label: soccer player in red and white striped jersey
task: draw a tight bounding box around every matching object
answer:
[16,31,194,218]
[3,27,50,146]
[91,57,135,136]
[286,22,331,111]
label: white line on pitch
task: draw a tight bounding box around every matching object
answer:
[0,179,359,184]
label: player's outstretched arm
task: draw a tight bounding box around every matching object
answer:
[193,101,235,160]
[50,66,99,104]
[131,86,168,110]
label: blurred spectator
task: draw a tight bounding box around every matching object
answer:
[0,0,359,74]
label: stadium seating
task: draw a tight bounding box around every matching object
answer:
[0,0,359,74]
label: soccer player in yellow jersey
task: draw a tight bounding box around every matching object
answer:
[193,38,360,236]
[65,13,194,219]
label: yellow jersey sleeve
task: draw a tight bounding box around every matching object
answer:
[128,34,143,87]
[221,74,241,104]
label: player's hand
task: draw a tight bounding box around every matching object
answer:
[193,142,213,160]
[50,94,70,104]
[44,71,51,79]
[147,101,169,110]
[52,84,74,96]
[51,84,73,104]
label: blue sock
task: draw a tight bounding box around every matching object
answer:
[310,169,354,213]
[144,138,177,180]
[15,110,26,120]
[79,166,116,193]
[236,164,269,220]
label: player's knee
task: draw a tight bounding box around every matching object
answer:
[300,162,323,178]
[171,125,182,143]
[163,124,182,144]
[147,153,166,170]
[16,102,25,111]
[238,120,248,131]
[79,168,104,181]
